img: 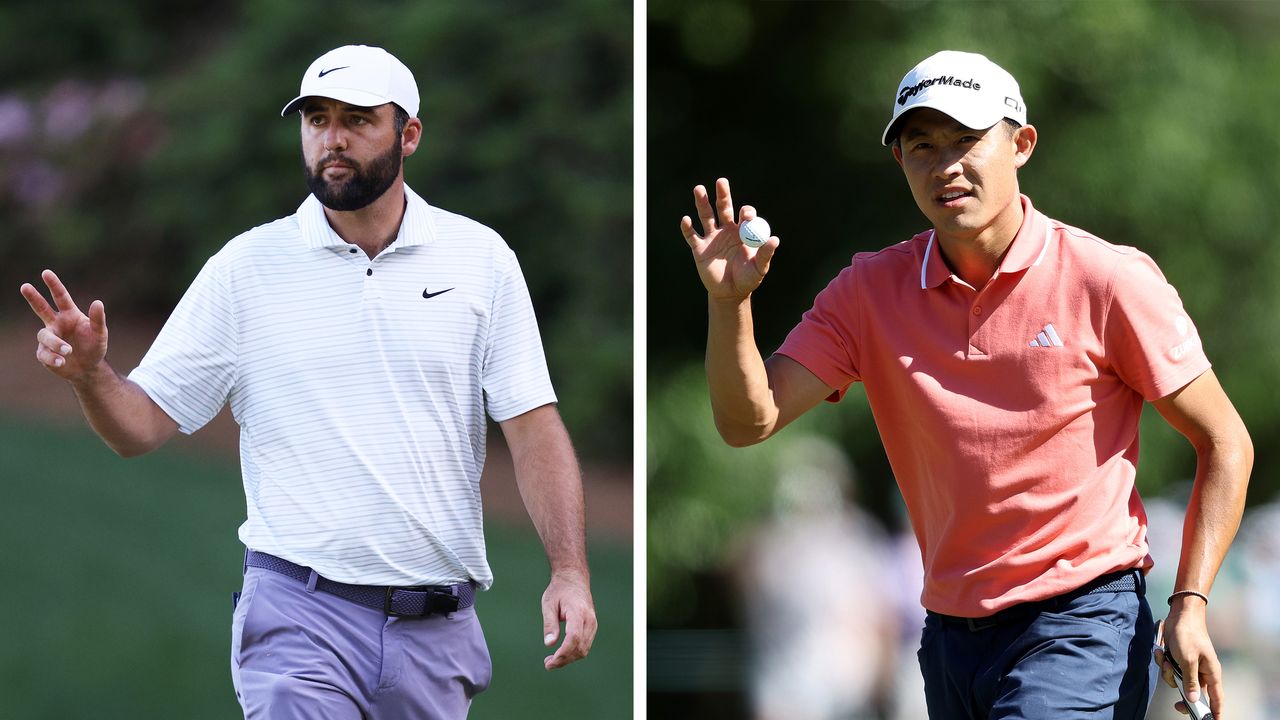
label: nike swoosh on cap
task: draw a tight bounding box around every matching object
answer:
[318,66,350,78]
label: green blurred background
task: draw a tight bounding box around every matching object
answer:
[1,0,632,717]
[648,1,1280,717]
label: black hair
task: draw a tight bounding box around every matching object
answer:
[393,105,410,136]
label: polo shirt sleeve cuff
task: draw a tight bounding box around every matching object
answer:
[773,349,848,403]
[127,367,203,435]
[1147,359,1213,403]
[487,390,559,424]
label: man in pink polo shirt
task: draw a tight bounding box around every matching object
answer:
[680,50,1252,719]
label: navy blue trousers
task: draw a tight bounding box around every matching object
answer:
[918,571,1158,719]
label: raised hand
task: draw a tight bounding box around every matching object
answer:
[680,177,780,301]
[19,269,109,383]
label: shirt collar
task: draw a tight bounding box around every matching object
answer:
[919,194,1051,290]
[298,183,439,251]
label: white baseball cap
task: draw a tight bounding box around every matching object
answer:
[881,50,1026,146]
[281,45,420,118]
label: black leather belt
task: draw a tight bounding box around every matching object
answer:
[929,568,1145,632]
[244,550,476,617]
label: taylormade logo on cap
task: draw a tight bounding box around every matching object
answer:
[898,76,981,105]
[881,50,1026,146]
[281,45,420,118]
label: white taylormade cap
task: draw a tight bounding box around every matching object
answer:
[881,50,1025,146]
[281,45,420,118]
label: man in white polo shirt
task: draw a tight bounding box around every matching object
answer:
[20,45,596,718]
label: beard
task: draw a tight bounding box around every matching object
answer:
[303,137,402,211]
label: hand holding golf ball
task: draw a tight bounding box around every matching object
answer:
[739,216,771,248]
[680,178,780,301]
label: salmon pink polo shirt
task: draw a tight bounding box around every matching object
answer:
[776,195,1211,618]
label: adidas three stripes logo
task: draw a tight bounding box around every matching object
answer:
[1029,323,1063,348]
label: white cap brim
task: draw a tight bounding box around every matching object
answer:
[881,97,1007,146]
[281,88,401,117]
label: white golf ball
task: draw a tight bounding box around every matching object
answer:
[739,217,771,248]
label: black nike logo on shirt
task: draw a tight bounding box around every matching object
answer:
[423,288,455,299]
[318,66,350,77]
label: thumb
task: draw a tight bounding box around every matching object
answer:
[89,300,108,337]
[542,594,560,647]
[752,236,781,276]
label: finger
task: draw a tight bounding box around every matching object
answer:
[739,204,756,223]
[1160,659,1177,689]
[693,184,717,237]
[36,328,72,355]
[545,609,590,669]
[89,300,107,337]
[42,269,82,316]
[541,594,560,649]
[1204,669,1225,717]
[35,344,67,369]
[20,283,58,325]
[714,177,735,227]
[680,216,700,249]
[1181,656,1201,704]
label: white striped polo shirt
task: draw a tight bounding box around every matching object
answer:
[129,185,556,588]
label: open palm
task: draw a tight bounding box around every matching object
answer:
[680,177,779,301]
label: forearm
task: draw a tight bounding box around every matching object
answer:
[1174,434,1253,597]
[507,411,589,578]
[69,362,178,457]
[706,296,777,446]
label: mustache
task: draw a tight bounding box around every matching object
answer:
[315,153,360,172]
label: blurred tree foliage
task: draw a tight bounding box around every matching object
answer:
[648,0,1280,618]
[1,0,632,460]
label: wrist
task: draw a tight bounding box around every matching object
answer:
[708,293,751,308]
[67,361,115,391]
[549,565,591,585]
[1168,589,1209,611]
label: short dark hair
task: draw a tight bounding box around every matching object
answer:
[393,105,410,136]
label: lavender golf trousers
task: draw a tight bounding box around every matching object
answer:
[230,565,492,719]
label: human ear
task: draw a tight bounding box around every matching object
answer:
[401,117,423,158]
[1012,124,1037,169]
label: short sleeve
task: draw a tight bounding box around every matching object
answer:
[774,262,862,402]
[482,247,557,421]
[1104,251,1211,401]
[128,255,238,434]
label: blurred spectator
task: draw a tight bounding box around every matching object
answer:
[735,435,897,720]
[1237,500,1280,715]
[734,481,1280,718]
